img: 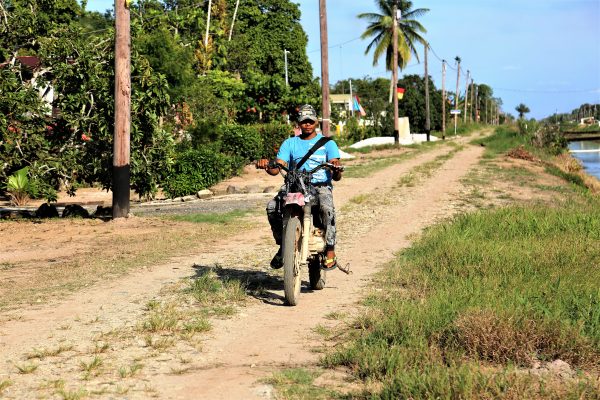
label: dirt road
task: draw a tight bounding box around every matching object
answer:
[0,135,486,399]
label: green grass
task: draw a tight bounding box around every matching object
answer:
[472,126,530,159]
[0,380,12,394]
[265,368,340,400]
[168,210,250,224]
[342,143,399,154]
[323,201,600,398]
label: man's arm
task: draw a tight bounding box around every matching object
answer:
[256,158,288,176]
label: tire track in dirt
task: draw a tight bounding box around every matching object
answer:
[0,138,481,398]
[154,143,485,400]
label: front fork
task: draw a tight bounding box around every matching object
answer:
[299,204,312,270]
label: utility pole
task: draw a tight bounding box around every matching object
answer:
[113,0,131,219]
[463,70,470,123]
[349,79,354,117]
[319,0,331,137]
[284,49,289,87]
[469,79,474,123]
[424,43,430,141]
[454,57,461,134]
[228,0,240,41]
[392,2,400,144]
[205,0,212,47]
[442,60,446,139]
[486,98,489,124]
[474,84,478,123]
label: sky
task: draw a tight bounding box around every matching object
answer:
[87,0,600,119]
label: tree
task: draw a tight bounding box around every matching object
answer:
[358,0,429,71]
[515,103,530,119]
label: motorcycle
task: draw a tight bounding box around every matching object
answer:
[269,159,344,306]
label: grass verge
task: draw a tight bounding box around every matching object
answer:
[322,127,600,398]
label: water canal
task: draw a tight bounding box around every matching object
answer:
[569,140,600,180]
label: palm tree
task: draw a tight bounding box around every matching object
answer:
[515,103,530,119]
[358,0,429,71]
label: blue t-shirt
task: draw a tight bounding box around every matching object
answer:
[277,134,341,184]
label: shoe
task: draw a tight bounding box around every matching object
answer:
[270,248,283,269]
[321,257,338,271]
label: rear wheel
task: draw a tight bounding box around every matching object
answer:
[282,216,302,306]
[309,257,326,290]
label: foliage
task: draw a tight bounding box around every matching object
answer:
[325,197,600,398]
[515,103,530,119]
[220,124,263,161]
[397,74,443,132]
[358,0,429,71]
[531,124,567,155]
[6,167,30,206]
[163,148,243,198]
[256,122,293,159]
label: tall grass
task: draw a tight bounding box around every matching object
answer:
[324,201,600,398]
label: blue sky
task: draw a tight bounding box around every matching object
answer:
[88,0,600,119]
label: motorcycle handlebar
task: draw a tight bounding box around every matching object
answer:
[267,160,344,174]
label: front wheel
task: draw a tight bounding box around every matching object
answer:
[282,216,302,305]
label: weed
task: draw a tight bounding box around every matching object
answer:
[182,317,211,334]
[348,193,371,204]
[27,344,73,360]
[141,303,180,333]
[15,362,38,374]
[169,366,192,375]
[57,387,88,400]
[312,324,332,337]
[80,356,103,377]
[168,210,249,225]
[0,380,12,393]
[324,311,346,321]
[265,368,339,400]
[118,362,143,378]
[91,342,110,354]
[187,269,246,305]
[144,335,174,350]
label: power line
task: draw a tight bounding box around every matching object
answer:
[308,36,362,53]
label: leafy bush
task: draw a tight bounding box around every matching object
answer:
[163,148,243,198]
[6,167,31,206]
[220,125,263,161]
[531,124,567,155]
[256,123,293,159]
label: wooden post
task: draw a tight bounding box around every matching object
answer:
[392,2,399,144]
[463,70,469,123]
[454,57,460,132]
[113,0,131,219]
[441,60,446,139]
[319,0,331,137]
[424,43,430,141]
[469,78,474,123]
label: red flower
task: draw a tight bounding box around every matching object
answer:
[81,133,91,142]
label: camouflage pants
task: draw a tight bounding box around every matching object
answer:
[266,186,336,248]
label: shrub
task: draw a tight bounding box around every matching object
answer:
[220,124,263,162]
[163,148,243,198]
[256,122,293,159]
[6,167,31,206]
[531,124,567,155]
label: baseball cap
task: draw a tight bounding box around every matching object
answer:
[297,104,318,123]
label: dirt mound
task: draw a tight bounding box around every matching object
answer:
[506,146,539,162]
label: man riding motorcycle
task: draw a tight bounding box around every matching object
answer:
[256,104,343,270]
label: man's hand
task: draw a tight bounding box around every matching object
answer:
[256,159,285,176]
[329,158,343,181]
[256,159,270,170]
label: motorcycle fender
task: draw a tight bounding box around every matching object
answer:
[284,192,306,207]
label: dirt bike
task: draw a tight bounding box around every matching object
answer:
[269,160,344,306]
